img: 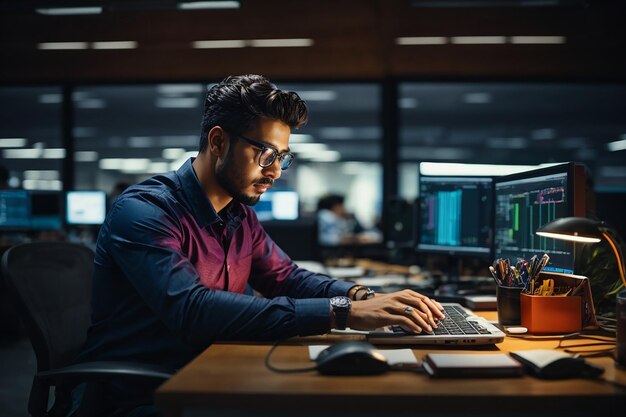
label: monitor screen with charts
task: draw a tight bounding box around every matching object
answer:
[66,191,107,225]
[0,190,30,230]
[253,190,299,222]
[494,163,586,274]
[0,190,62,230]
[417,176,494,256]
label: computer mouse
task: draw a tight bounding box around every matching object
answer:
[315,341,390,376]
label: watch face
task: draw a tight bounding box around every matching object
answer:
[331,296,351,309]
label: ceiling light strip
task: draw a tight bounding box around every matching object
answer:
[38,42,88,50]
[192,38,314,49]
[396,37,447,45]
[249,38,314,48]
[0,138,27,148]
[92,41,138,49]
[451,36,507,44]
[192,40,246,49]
[36,7,102,15]
[37,41,139,50]
[396,35,566,46]
[607,139,626,152]
[510,36,565,44]
[178,1,240,10]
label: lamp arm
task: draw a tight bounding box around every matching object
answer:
[600,230,626,289]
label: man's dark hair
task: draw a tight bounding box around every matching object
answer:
[199,74,308,152]
[317,194,345,212]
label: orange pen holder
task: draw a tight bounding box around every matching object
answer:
[520,293,582,334]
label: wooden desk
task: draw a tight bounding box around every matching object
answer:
[156,313,626,417]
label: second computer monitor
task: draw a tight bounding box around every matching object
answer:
[417,176,494,256]
[494,163,586,274]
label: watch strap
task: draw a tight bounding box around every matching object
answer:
[330,296,351,330]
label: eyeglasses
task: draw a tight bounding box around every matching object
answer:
[231,132,295,170]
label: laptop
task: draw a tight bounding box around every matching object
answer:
[333,303,505,346]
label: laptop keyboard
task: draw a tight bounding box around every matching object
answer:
[390,304,493,336]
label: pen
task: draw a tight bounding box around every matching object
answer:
[504,258,511,287]
[540,253,550,274]
[488,265,501,286]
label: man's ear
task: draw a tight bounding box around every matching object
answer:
[208,126,228,157]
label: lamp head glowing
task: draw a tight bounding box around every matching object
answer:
[537,217,626,290]
[535,217,602,243]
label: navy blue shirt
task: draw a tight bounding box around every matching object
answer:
[78,158,352,370]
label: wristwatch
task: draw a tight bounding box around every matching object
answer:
[351,285,376,301]
[330,296,352,330]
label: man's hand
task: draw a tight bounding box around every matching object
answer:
[346,289,445,334]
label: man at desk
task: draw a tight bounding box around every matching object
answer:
[74,74,444,415]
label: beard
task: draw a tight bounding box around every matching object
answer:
[215,147,274,206]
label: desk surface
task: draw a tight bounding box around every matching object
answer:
[156,312,626,416]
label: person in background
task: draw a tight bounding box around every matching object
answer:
[317,194,361,246]
[71,75,444,416]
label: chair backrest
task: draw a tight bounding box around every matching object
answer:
[1,241,95,372]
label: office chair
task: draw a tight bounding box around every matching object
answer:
[1,241,174,417]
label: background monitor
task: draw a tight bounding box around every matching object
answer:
[493,163,586,274]
[30,191,62,230]
[417,176,494,256]
[66,191,107,225]
[0,190,30,229]
[253,190,299,222]
[0,190,63,231]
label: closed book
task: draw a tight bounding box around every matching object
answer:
[422,353,523,378]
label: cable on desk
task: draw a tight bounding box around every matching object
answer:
[506,332,581,341]
[596,314,617,334]
[556,333,616,358]
[264,340,318,374]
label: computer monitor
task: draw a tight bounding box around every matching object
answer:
[0,190,30,230]
[417,176,494,256]
[30,191,62,230]
[494,163,586,274]
[253,190,299,222]
[66,191,107,225]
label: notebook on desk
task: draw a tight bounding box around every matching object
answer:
[334,303,505,346]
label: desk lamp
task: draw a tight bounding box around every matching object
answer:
[536,217,626,290]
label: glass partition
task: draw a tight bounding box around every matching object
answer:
[0,86,64,191]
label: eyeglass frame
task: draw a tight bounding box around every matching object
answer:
[228,131,295,170]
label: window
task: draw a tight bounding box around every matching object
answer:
[281,83,382,228]
[0,87,63,190]
[398,82,626,199]
[73,84,205,197]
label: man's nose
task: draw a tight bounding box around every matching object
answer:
[262,157,282,180]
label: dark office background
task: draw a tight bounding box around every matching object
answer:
[1,0,626,415]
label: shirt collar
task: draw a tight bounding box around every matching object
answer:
[176,157,247,229]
